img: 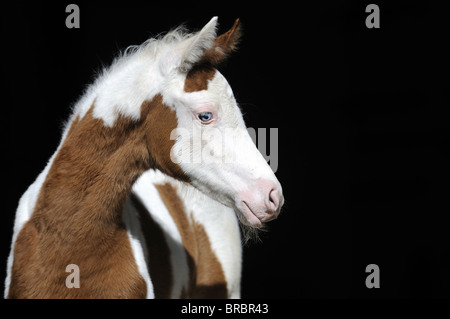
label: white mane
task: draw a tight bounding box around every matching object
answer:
[68,19,217,127]
[114,26,192,72]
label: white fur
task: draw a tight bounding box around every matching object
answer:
[131,171,190,298]
[4,162,53,298]
[176,180,242,298]
[168,71,282,226]
[4,121,73,298]
[122,198,155,299]
[5,17,282,298]
[4,17,220,298]
[74,17,218,127]
[131,170,242,298]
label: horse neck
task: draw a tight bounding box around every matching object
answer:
[32,102,152,238]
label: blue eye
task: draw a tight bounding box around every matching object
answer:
[197,112,213,123]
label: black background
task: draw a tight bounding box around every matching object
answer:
[1,0,448,300]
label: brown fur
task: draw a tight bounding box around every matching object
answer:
[201,18,242,66]
[184,19,242,93]
[8,94,185,298]
[155,183,227,298]
[176,20,242,297]
[9,19,242,299]
[184,65,216,93]
[130,194,173,298]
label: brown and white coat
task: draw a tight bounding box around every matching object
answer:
[5,17,283,298]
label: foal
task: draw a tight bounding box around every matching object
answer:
[5,17,283,298]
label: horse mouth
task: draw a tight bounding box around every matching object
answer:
[240,201,263,228]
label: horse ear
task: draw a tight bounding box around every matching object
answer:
[179,17,219,72]
[160,17,218,74]
[201,18,242,66]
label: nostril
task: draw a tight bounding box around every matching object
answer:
[269,191,274,204]
[268,189,279,211]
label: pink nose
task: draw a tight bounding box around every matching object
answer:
[268,188,281,212]
[260,182,283,222]
[238,179,284,227]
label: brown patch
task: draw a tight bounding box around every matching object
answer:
[130,194,172,298]
[183,19,242,94]
[184,64,216,93]
[191,221,228,298]
[156,183,228,298]
[141,95,190,182]
[155,183,197,296]
[8,95,187,298]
